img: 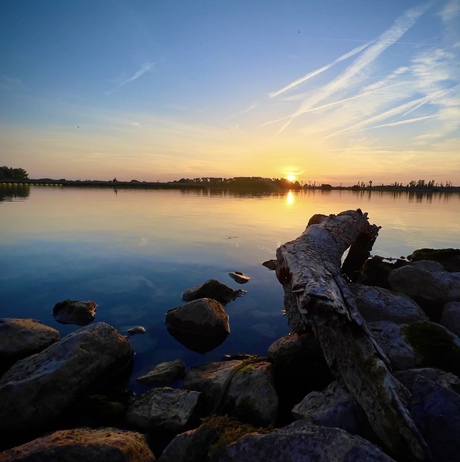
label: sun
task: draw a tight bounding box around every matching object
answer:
[287,174,296,182]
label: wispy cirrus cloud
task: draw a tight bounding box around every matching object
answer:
[107,62,155,94]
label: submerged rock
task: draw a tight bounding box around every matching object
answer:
[0,322,134,434]
[166,298,230,354]
[0,318,59,373]
[0,427,155,462]
[181,279,246,305]
[228,271,250,284]
[126,326,146,337]
[53,299,97,326]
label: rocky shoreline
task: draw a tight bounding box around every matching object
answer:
[1,209,460,461]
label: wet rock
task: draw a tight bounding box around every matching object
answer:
[165,298,230,354]
[389,262,460,321]
[228,271,250,284]
[356,255,407,289]
[291,381,377,443]
[349,283,428,324]
[0,318,59,373]
[137,359,186,386]
[53,299,97,326]
[125,387,201,436]
[440,301,460,337]
[181,279,246,305]
[262,259,277,271]
[408,248,460,272]
[0,322,134,434]
[0,427,155,462]
[126,326,146,337]
[211,420,395,462]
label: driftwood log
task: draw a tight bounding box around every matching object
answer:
[276,209,432,461]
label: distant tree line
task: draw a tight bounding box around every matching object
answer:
[0,166,29,181]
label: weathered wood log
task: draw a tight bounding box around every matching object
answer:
[276,209,432,461]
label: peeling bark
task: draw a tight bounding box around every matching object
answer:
[276,209,431,461]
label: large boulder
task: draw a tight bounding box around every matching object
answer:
[210,420,395,462]
[137,359,186,387]
[408,248,460,272]
[349,284,428,324]
[53,299,97,326]
[181,279,246,305]
[0,428,155,462]
[356,255,408,289]
[291,381,377,443]
[440,301,460,337]
[125,387,201,437]
[388,261,460,321]
[0,322,134,434]
[0,318,59,373]
[165,298,230,353]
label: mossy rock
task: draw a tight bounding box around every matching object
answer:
[402,321,460,376]
[408,248,460,272]
[356,256,408,289]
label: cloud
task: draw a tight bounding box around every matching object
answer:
[439,0,460,22]
[107,62,155,93]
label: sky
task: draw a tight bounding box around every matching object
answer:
[1,0,459,185]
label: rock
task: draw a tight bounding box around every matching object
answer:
[291,381,377,443]
[165,298,230,354]
[181,279,246,305]
[0,322,134,434]
[367,321,421,371]
[410,376,460,462]
[137,359,186,386]
[228,271,250,284]
[395,367,460,393]
[53,299,97,326]
[388,262,460,321]
[349,284,428,324]
[356,255,408,289]
[440,301,460,337]
[125,387,201,436]
[183,360,245,412]
[0,427,155,462]
[262,259,277,271]
[127,326,147,337]
[222,360,278,427]
[0,318,59,373]
[408,248,460,272]
[267,332,332,423]
[210,420,396,462]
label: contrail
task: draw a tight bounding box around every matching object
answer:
[107,62,155,94]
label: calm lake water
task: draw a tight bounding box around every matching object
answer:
[1,185,459,392]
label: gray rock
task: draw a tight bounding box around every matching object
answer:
[223,360,278,427]
[210,420,396,462]
[181,279,246,305]
[367,321,420,371]
[137,359,186,386]
[388,263,460,320]
[440,301,460,337]
[165,298,230,354]
[53,299,97,326]
[0,318,59,370]
[410,376,460,462]
[408,248,460,272]
[349,284,428,324]
[0,427,155,462]
[395,367,460,392]
[183,360,245,412]
[125,387,201,434]
[291,380,377,442]
[228,272,250,284]
[0,322,134,433]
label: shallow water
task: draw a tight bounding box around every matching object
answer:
[1,186,459,392]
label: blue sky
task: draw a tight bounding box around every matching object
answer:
[1,0,459,185]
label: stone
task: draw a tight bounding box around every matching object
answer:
[228,271,250,284]
[210,420,395,462]
[349,283,428,324]
[0,427,155,462]
[440,301,460,337]
[408,248,460,272]
[356,255,408,289]
[388,262,460,321]
[181,279,246,305]
[137,359,186,386]
[0,318,59,373]
[291,381,377,443]
[125,387,201,435]
[395,367,460,393]
[53,299,97,326]
[222,360,278,427]
[0,322,134,434]
[165,298,230,353]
